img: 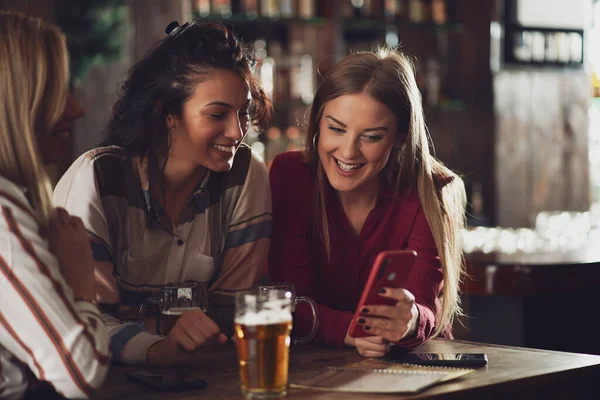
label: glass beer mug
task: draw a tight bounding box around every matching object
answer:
[235,289,292,399]
[258,283,318,345]
[139,282,208,335]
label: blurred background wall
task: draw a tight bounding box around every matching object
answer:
[5,0,593,229]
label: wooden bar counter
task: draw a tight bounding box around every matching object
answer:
[93,339,600,399]
[463,249,600,354]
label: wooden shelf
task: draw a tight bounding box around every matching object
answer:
[194,13,327,26]
[343,20,464,33]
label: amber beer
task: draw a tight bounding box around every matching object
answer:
[235,289,292,398]
[235,318,292,398]
[158,307,202,335]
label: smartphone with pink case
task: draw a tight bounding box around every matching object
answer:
[348,250,417,338]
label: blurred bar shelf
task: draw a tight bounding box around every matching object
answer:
[343,20,465,33]
[194,14,327,26]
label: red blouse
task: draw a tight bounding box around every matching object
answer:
[268,151,445,350]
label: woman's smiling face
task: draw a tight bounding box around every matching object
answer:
[168,69,251,172]
[317,92,398,196]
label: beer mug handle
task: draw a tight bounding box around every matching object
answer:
[139,297,163,328]
[293,296,319,345]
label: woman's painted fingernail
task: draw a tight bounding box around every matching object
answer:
[364,326,371,331]
[357,318,366,324]
[379,288,386,294]
[361,308,369,314]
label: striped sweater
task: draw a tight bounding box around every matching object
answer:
[53,144,272,364]
[0,175,110,399]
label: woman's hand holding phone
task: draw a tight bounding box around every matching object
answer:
[344,334,391,358]
[356,287,419,343]
[347,250,419,352]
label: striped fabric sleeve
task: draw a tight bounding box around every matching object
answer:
[0,195,110,398]
[210,151,272,295]
[101,314,163,364]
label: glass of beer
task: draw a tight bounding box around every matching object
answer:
[139,282,208,335]
[235,289,292,399]
[258,283,318,345]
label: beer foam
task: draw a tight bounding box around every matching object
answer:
[235,299,292,326]
[162,307,203,315]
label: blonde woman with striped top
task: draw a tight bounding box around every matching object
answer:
[0,11,109,399]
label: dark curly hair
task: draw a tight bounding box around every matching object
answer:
[103,20,272,178]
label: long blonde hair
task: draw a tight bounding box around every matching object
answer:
[305,48,467,337]
[0,11,69,226]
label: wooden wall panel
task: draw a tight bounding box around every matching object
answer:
[73,0,192,158]
[128,0,192,61]
[494,70,590,227]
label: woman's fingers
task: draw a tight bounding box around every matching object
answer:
[169,310,224,351]
[360,335,389,345]
[378,287,415,304]
[216,333,228,344]
[359,305,405,320]
[354,337,389,352]
[356,346,390,358]
[168,327,197,351]
[357,288,417,343]
[361,322,408,343]
[178,317,208,345]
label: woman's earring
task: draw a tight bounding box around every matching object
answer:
[166,115,175,129]
[312,133,319,151]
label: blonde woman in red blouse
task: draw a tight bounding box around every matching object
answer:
[269,48,466,357]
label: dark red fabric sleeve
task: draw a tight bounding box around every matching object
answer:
[397,206,444,350]
[268,153,353,348]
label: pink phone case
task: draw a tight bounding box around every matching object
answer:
[348,250,417,338]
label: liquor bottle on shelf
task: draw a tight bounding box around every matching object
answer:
[384,0,405,22]
[531,31,545,62]
[262,0,280,18]
[556,32,571,63]
[269,41,289,104]
[431,0,446,25]
[213,0,232,18]
[513,30,532,63]
[569,32,583,63]
[298,0,316,19]
[408,0,425,23]
[280,0,294,18]
[289,40,307,103]
[241,0,259,18]
[544,32,558,62]
[195,0,211,17]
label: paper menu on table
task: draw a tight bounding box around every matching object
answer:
[291,359,474,394]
